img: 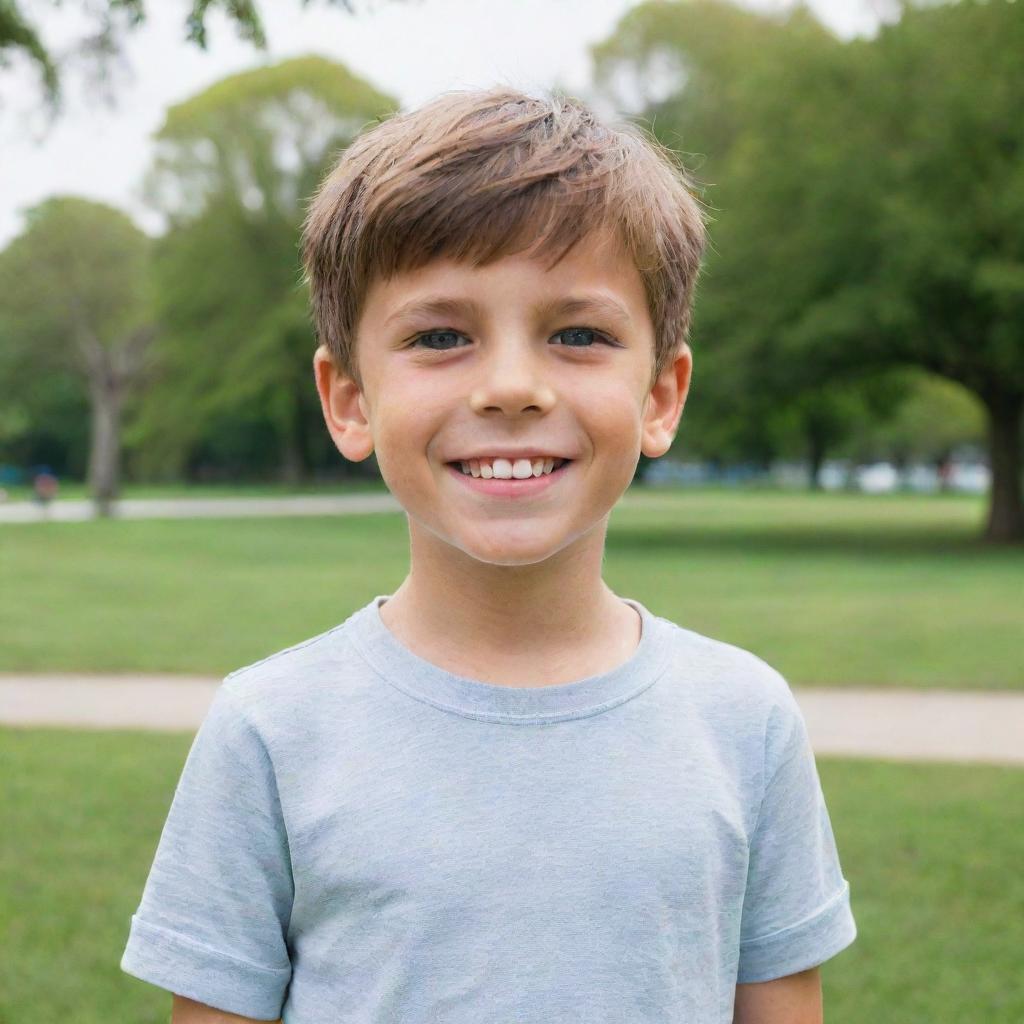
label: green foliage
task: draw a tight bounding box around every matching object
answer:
[593,1,894,464]
[0,0,367,110]
[0,197,153,351]
[834,370,987,464]
[126,56,397,479]
[860,0,1024,394]
[0,0,59,102]
[593,0,1023,530]
[0,197,153,472]
[5,1,1019,496]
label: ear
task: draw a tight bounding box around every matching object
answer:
[641,342,693,459]
[313,344,374,462]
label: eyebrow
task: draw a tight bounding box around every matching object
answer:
[382,294,635,330]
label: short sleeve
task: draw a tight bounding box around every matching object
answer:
[121,683,294,1020]
[736,688,857,983]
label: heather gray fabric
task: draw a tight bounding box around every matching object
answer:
[121,594,856,1022]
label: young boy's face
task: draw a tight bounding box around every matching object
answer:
[314,225,691,569]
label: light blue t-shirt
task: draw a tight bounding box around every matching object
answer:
[121,594,856,1022]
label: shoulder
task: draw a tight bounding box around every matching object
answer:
[216,609,367,737]
[655,614,797,713]
[652,615,805,768]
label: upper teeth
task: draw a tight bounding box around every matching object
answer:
[458,457,561,479]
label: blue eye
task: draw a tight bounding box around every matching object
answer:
[409,330,468,351]
[409,327,615,350]
[552,327,611,347]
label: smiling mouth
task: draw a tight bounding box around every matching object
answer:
[446,458,573,479]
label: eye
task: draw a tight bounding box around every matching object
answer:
[409,330,470,351]
[551,327,617,348]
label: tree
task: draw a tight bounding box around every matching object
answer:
[593,0,1024,542]
[0,0,403,115]
[0,197,159,513]
[852,0,1024,540]
[592,0,906,480]
[127,54,396,482]
[835,370,986,471]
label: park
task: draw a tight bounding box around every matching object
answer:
[1,0,1022,1021]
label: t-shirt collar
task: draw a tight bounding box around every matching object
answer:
[348,593,671,724]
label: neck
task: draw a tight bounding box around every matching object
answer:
[378,515,638,685]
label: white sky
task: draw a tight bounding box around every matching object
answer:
[0,0,884,248]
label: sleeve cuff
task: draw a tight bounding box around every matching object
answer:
[736,880,857,983]
[120,914,290,1020]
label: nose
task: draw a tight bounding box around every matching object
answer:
[467,339,556,416]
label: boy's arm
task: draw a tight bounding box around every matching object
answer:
[733,966,822,1024]
[171,994,282,1024]
[122,683,294,1019]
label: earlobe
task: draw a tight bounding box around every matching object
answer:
[641,342,692,459]
[313,345,374,462]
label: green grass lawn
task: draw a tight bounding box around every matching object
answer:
[1,725,1020,1023]
[1,487,1019,688]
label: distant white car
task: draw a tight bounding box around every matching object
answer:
[819,461,852,490]
[903,464,940,492]
[855,462,900,494]
[948,462,989,494]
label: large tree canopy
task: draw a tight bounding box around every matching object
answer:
[126,55,397,482]
[593,0,1024,541]
[594,0,914,482]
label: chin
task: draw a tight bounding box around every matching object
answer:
[457,542,556,568]
[455,528,583,568]
[472,551,557,568]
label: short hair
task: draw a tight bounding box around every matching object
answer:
[300,85,708,392]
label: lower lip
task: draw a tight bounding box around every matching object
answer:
[446,461,572,497]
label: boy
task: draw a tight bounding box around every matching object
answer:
[121,86,856,1023]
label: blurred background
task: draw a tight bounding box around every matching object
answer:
[1,0,1022,1021]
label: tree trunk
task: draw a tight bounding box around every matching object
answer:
[803,398,840,492]
[280,432,304,485]
[278,389,307,485]
[981,388,1023,544]
[87,369,122,518]
[807,431,826,491]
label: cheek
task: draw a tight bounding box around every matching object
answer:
[374,373,443,431]
[582,384,643,441]
[371,402,447,479]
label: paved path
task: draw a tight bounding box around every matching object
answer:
[0,491,677,524]
[0,493,403,523]
[1,675,1021,765]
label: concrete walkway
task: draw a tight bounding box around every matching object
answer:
[0,493,403,523]
[0,490,674,524]
[1,675,1021,765]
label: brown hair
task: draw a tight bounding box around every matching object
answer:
[300,85,708,392]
